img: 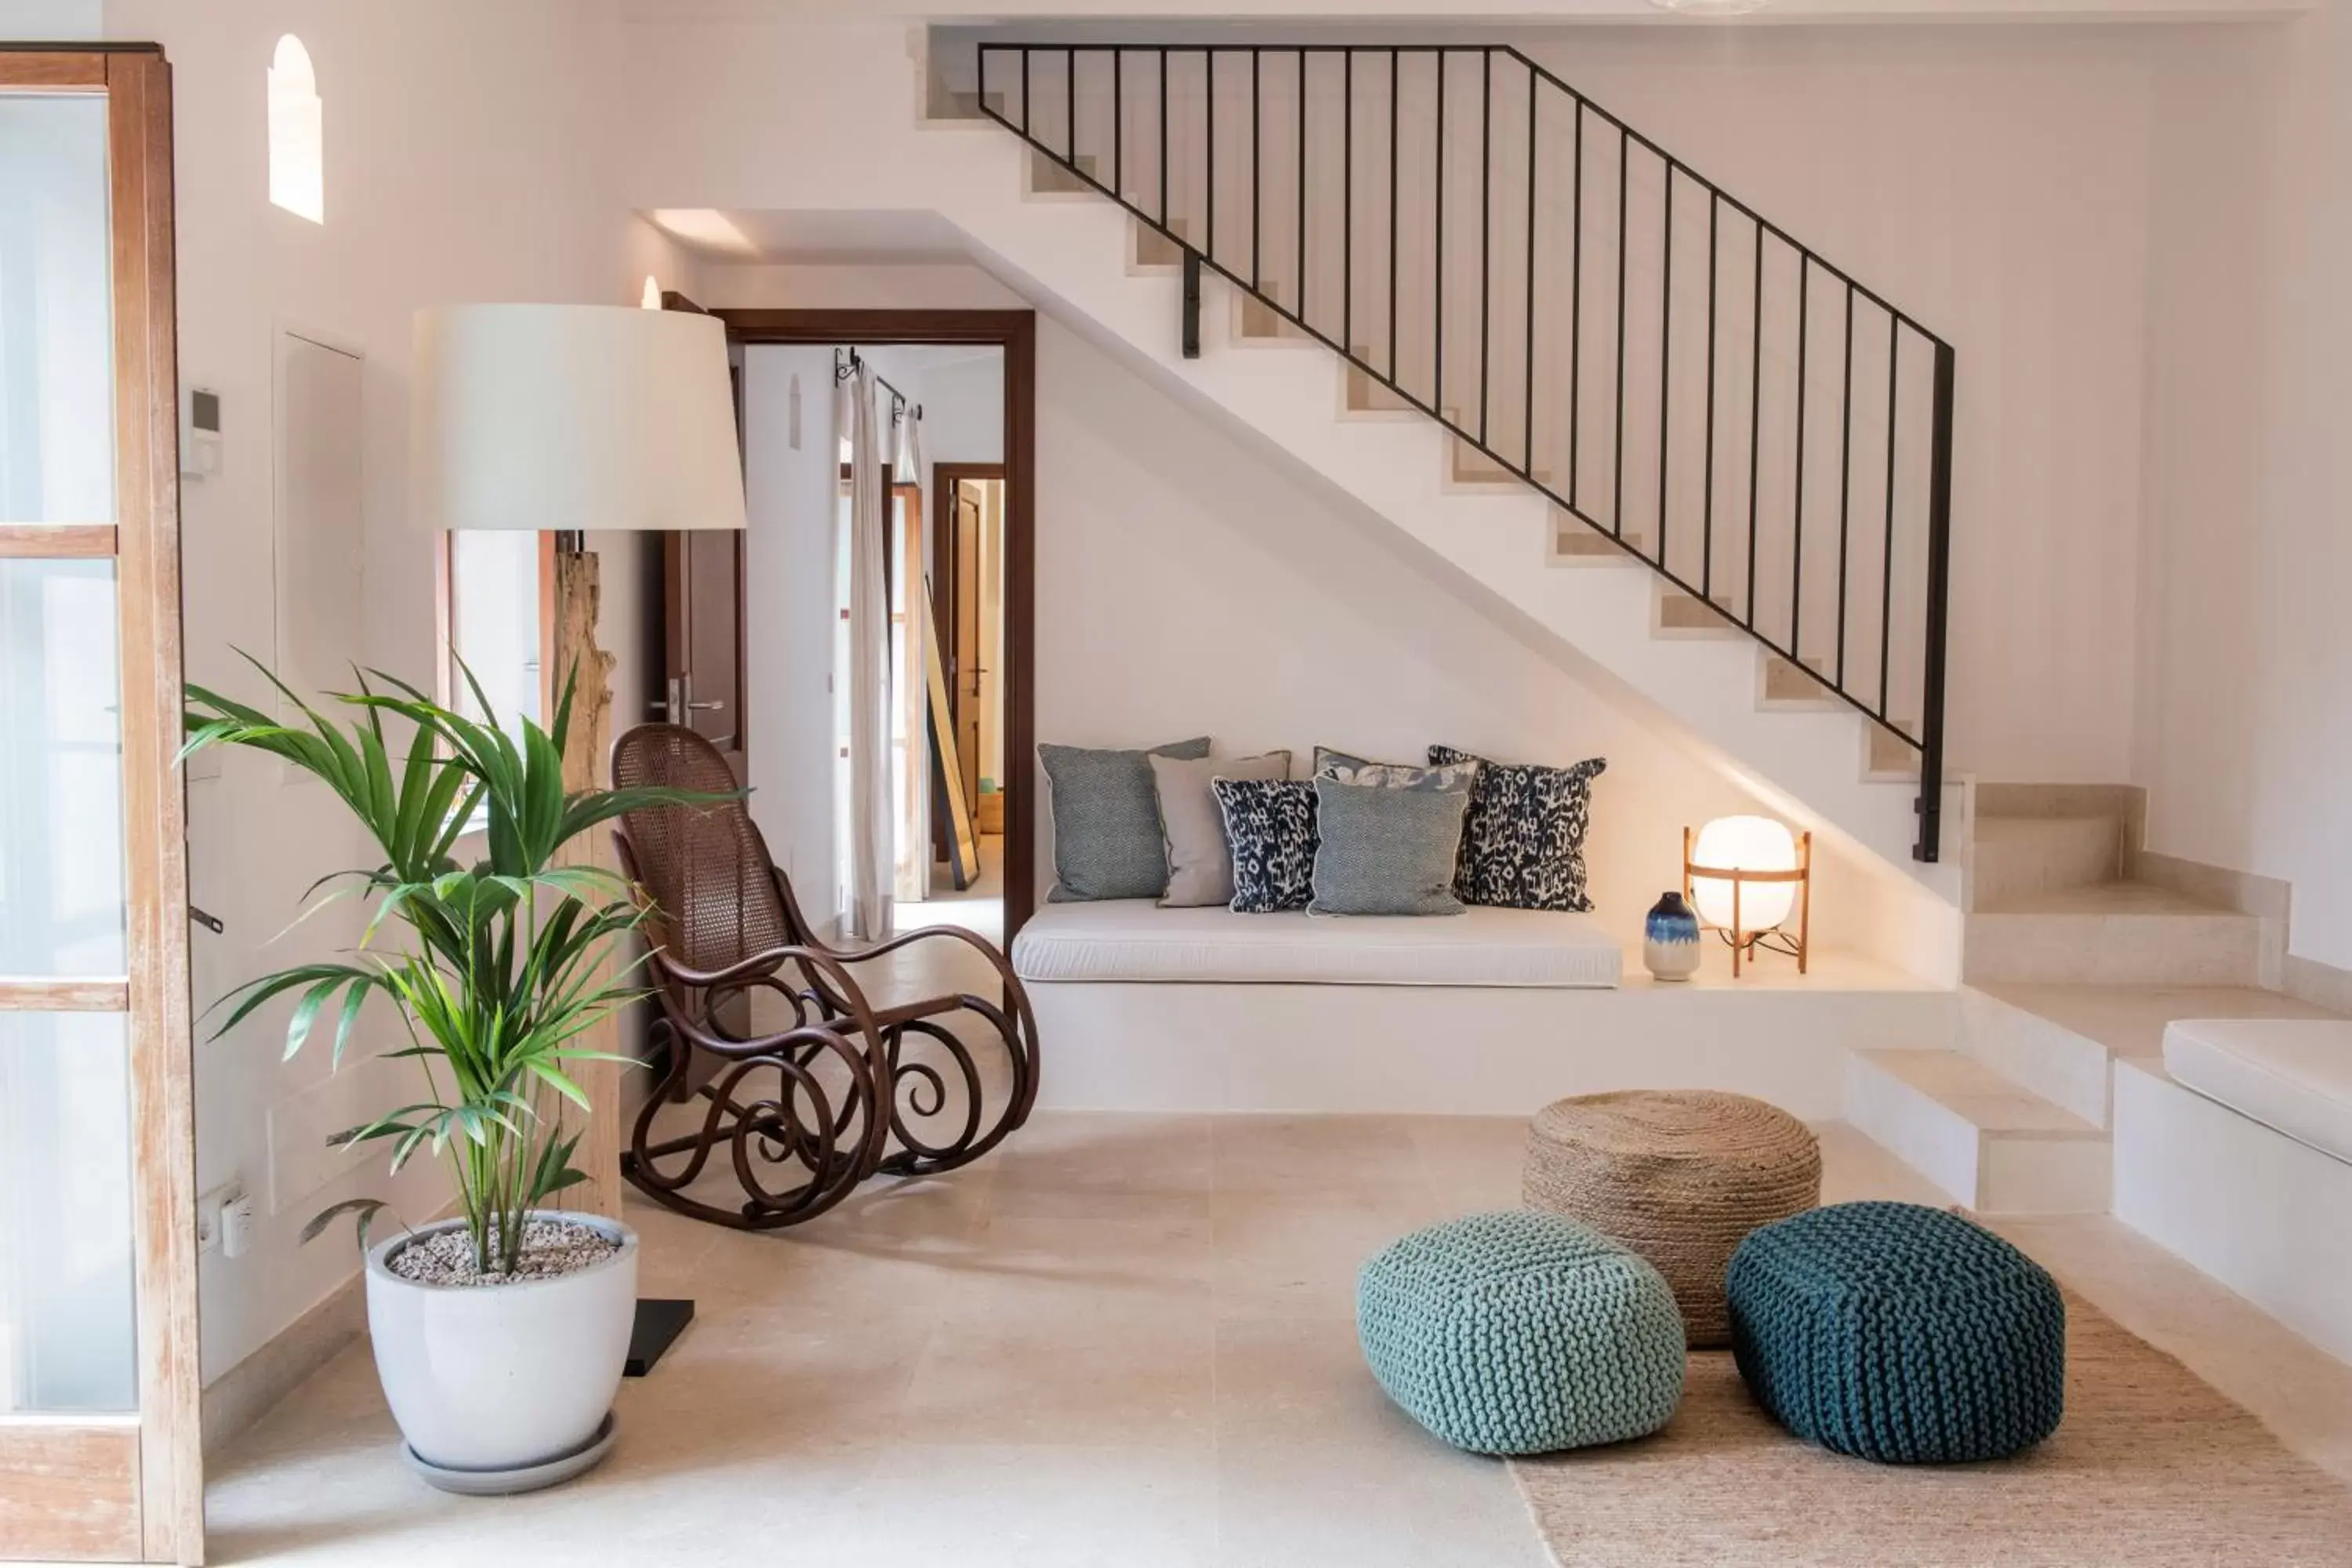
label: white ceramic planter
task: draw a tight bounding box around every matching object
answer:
[365,1210,637,1482]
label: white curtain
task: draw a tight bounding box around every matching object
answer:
[894,407,932,900]
[838,364,893,942]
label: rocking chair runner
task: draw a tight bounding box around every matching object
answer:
[608,723,1041,1229]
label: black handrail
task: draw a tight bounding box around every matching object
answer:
[978,42,1955,862]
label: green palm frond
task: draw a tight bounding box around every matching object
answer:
[184,652,735,1270]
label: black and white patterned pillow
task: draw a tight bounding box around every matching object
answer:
[1429,746,1606,913]
[1211,778,1319,913]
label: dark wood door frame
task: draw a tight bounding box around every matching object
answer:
[713,309,1038,938]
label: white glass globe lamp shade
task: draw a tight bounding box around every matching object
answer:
[1689,815,1799,933]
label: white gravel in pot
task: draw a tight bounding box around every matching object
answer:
[387,1218,619,1287]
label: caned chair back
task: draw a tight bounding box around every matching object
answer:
[609,723,798,975]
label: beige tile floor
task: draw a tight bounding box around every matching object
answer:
[205,1112,2352,1566]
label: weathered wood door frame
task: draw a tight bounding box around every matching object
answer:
[0,44,201,1566]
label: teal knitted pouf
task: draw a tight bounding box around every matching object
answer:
[1356,1210,1686,1455]
[1726,1201,2066,1465]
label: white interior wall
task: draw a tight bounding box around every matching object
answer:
[2133,10,2352,974]
[92,0,697,1384]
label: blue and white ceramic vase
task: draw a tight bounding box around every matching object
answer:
[1643,891,1703,982]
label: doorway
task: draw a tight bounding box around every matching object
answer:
[721,310,1036,942]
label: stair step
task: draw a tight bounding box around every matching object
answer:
[1345,364,1416,414]
[1958,984,2124,1127]
[1656,590,1740,637]
[1846,1048,2111,1215]
[1029,149,1101,196]
[1964,882,2263,985]
[1866,724,1921,780]
[1971,815,2122,908]
[1552,516,1646,563]
[1132,220,1185,270]
[1234,293,1312,344]
[1450,437,1555,487]
[1762,655,1835,705]
[1975,979,2342,1055]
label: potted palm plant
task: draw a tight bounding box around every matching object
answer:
[185,660,705,1492]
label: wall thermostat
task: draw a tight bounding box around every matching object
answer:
[180,385,222,477]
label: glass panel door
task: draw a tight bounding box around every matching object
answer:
[0,47,197,1566]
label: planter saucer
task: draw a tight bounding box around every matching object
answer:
[402,1411,617,1496]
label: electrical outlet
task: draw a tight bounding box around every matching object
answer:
[222,1191,257,1259]
[196,1181,245,1256]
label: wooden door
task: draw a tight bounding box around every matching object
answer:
[931,463,1003,823]
[660,527,745,776]
[657,296,746,779]
[0,47,201,1564]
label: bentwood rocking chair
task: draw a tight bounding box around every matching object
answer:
[608,723,1041,1229]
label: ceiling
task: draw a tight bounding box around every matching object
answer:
[620,0,2314,24]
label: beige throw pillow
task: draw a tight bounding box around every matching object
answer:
[1150,750,1292,908]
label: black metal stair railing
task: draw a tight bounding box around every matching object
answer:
[978,42,1955,862]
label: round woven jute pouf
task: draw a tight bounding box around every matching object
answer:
[1523,1090,1821,1349]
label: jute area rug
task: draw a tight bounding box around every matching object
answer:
[1510,1295,2352,1566]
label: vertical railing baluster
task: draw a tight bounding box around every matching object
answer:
[1612,128,1628,537]
[1916,342,1956,862]
[1791,256,1809,664]
[1479,49,1493,445]
[1703,192,1719,606]
[1658,161,1675,571]
[1022,46,1031,138]
[1747,222,1764,630]
[1159,49,1169,231]
[1879,322,1900,720]
[1066,49,1077,167]
[1836,282,1856,688]
[1113,48,1123,204]
[1298,51,1308,321]
[1207,50,1217,264]
[1345,52,1355,354]
[1252,47,1262,293]
[1570,100,1584,509]
[1524,63,1537,474]
[1436,53,1447,415]
[1388,51,1399,384]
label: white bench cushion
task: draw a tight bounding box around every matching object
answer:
[2163,1018,2352,1165]
[1011,899,1622,988]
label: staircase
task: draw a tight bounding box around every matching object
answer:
[972,42,1957,871]
[929,40,2338,1217]
[1845,786,2335,1215]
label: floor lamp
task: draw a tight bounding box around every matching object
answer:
[411,303,746,1372]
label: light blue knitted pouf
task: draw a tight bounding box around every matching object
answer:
[1356,1210,1686,1454]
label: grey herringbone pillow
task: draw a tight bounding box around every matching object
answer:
[1308,761,1477,916]
[1041,737,1212,902]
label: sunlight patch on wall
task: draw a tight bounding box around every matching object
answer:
[267,34,323,223]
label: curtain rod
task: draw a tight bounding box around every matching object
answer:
[835,347,922,423]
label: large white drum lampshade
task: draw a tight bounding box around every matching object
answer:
[1689,815,1799,932]
[410,303,746,534]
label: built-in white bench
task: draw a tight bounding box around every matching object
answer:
[1011,902,1951,1119]
[1013,901,1623,989]
[2113,1018,2352,1365]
